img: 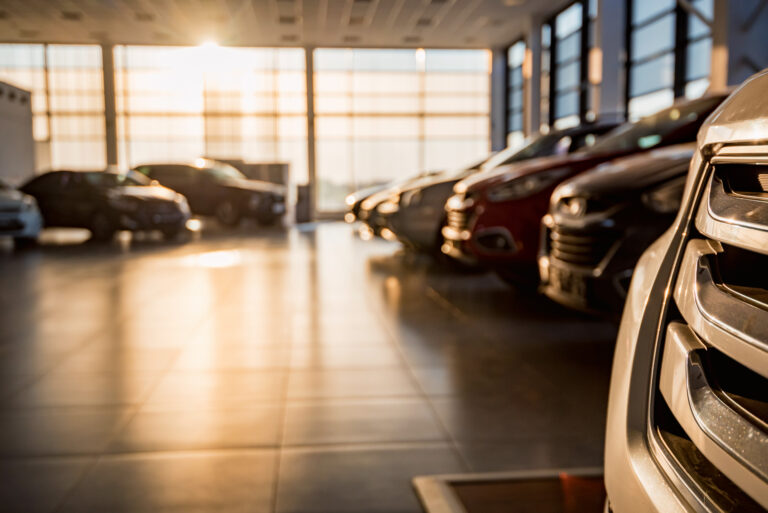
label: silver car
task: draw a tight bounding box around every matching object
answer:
[605,73,768,509]
[0,179,42,246]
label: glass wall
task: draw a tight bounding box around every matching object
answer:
[114,46,308,183]
[506,41,526,148]
[552,2,584,129]
[0,44,106,171]
[627,0,713,119]
[314,48,490,212]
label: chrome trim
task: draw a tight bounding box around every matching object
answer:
[696,172,768,256]
[659,322,768,509]
[674,239,768,379]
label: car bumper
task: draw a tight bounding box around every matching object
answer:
[119,210,190,231]
[0,209,43,238]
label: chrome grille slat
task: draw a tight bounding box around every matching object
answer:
[697,172,768,256]
[674,239,768,380]
[548,226,615,267]
[659,322,768,509]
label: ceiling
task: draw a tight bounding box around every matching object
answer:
[0,0,571,49]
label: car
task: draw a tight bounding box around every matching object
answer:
[538,142,695,315]
[441,93,728,285]
[134,159,286,227]
[0,179,43,246]
[356,170,448,240]
[604,70,768,512]
[382,122,619,254]
[344,170,444,224]
[20,168,190,241]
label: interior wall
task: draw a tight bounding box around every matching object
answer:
[0,81,35,184]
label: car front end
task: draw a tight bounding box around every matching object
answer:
[605,73,768,511]
[539,144,694,315]
[0,187,43,241]
[108,188,191,234]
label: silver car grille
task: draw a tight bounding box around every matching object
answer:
[653,159,768,511]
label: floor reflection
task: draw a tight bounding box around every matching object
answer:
[0,222,617,512]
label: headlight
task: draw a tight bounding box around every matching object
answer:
[487,168,570,203]
[377,200,399,215]
[641,177,686,213]
[345,194,356,207]
[559,196,587,217]
[21,196,36,211]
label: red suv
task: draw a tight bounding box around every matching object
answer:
[441,94,727,284]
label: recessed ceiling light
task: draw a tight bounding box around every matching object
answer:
[279,15,296,24]
[349,16,364,25]
[61,11,82,21]
[343,35,361,43]
[416,18,431,26]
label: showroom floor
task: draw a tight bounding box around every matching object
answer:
[0,222,617,513]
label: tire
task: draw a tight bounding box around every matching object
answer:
[161,226,184,240]
[90,212,115,241]
[215,201,241,227]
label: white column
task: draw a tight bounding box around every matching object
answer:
[489,48,507,151]
[101,44,118,166]
[596,0,626,122]
[524,19,542,135]
[304,46,317,220]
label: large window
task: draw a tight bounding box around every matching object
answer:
[114,45,307,183]
[313,48,489,212]
[626,0,713,119]
[0,44,106,171]
[544,1,597,130]
[506,41,526,149]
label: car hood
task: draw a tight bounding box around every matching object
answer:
[455,154,578,194]
[0,188,30,207]
[111,185,181,202]
[553,143,696,200]
[218,178,286,195]
[399,167,476,195]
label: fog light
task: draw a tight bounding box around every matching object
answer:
[344,212,356,223]
[381,228,397,241]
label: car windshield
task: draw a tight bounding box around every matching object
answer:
[202,161,246,181]
[85,170,151,187]
[482,132,574,171]
[584,96,724,155]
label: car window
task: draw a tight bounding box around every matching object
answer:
[202,161,246,181]
[585,95,725,155]
[83,171,150,187]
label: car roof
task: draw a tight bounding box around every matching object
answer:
[699,69,768,148]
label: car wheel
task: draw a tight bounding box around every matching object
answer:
[215,201,241,227]
[161,226,184,240]
[90,212,115,241]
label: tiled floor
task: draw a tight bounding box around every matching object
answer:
[0,222,617,513]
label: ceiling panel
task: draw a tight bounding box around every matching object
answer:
[0,0,573,48]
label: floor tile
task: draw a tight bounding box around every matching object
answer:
[0,457,93,513]
[276,444,465,513]
[145,370,286,408]
[109,404,282,452]
[59,450,277,513]
[283,398,445,446]
[286,368,419,400]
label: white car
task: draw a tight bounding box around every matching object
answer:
[0,179,43,245]
[605,72,768,509]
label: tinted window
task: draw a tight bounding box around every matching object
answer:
[585,96,724,154]
[83,171,150,187]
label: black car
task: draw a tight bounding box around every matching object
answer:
[134,159,286,226]
[538,142,695,315]
[20,168,191,240]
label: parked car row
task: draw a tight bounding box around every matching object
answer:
[350,92,729,317]
[0,158,287,245]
